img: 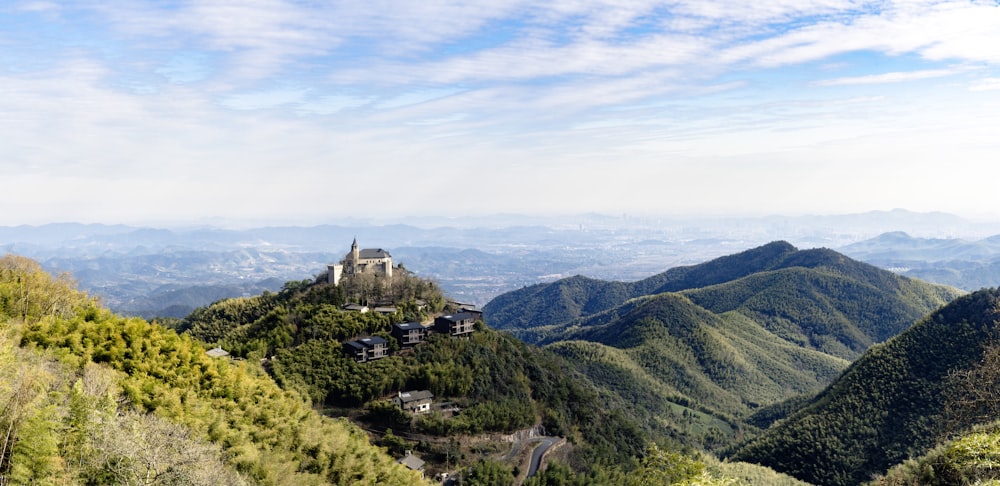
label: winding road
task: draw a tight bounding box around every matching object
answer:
[525,437,560,478]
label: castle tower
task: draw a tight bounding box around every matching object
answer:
[351,238,360,270]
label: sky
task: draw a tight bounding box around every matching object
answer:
[3,1,1000,227]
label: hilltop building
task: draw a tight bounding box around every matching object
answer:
[434,312,477,337]
[342,336,389,363]
[392,322,428,347]
[328,238,394,286]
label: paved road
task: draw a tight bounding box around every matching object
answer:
[526,437,559,478]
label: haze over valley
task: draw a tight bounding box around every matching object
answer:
[1,209,996,318]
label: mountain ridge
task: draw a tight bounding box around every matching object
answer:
[731,287,1000,486]
[482,241,964,451]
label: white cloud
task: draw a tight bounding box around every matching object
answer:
[5,0,1000,224]
[376,88,464,109]
[221,87,309,110]
[969,77,1000,92]
[813,68,960,86]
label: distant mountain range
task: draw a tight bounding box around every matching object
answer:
[2,209,997,318]
[839,231,1000,291]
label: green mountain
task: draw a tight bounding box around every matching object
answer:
[731,288,1000,486]
[179,276,652,477]
[481,242,963,451]
[179,265,821,485]
[546,293,850,434]
[485,242,960,354]
[0,255,426,485]
[483,241,801,331]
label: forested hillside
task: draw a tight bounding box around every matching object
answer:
[180,278,650,474]
[480,242,962,454]
[177,260,815,484]
[732,288,1000,486]
[0,255,426,485]
[545,292,851,449]
[485,241,959,345]
[483,241,800,331]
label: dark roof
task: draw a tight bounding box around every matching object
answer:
[398,390,434,403]
[358,336,387,347]
[359,248,391,259]
[438,312,476,322]
[395,322,425,331]
[344,341,366,350]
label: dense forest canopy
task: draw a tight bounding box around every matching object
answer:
[732,288,1000,486]
[479,243,963,459]
[0,254,426,485]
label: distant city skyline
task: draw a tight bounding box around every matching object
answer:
[3,1,1000,226]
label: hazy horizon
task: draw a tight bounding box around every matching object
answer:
[0,207,992,229]
[4,2,1000,226]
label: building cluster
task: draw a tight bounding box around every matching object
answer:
[341,310,480,363]
[328,239,482,449]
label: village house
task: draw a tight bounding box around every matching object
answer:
[373,305,397,315]
[343,303,369,313]
[397,451,425,476]
[434,312,477,337]
[394,390,434,414]
[392,322,428,347]
[206,347,230,359]
[342,336,389,363]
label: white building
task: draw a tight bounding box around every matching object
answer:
[328,238,393,285]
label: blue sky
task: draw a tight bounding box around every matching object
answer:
[3,1,1000,226]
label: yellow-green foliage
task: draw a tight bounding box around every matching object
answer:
[621,444,810,486]
[0,254,428,485]
[0,254,93,322]
[621,444,742,486]
[872,423,1000,486]
[705,457,812,486]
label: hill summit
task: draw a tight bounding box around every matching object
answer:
[482,241,963,450]
[485,241,959,358]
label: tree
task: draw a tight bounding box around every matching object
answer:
[0,355,55,479]
[8,404,64,484]
[460,458,514,486]
[625,444,735,486]
[0,254,90,322]
[91,411,246,486]
[944,341,1000,436]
